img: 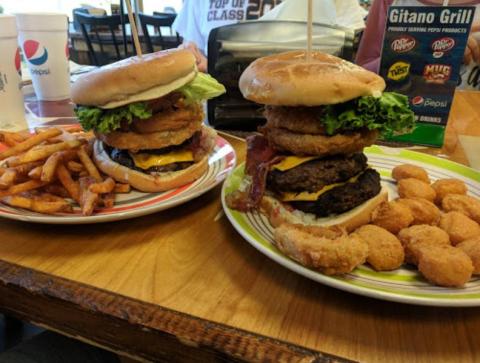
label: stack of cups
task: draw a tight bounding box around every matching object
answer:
[0,15,27,131]
[16,13,70,101]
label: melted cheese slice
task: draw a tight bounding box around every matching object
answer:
[100,71,196,109]
[271,156,319,171]
[279,173,362,202]
[129,150,193,170]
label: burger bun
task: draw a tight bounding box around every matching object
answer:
[239,50,386,106]
[260,187,389,232]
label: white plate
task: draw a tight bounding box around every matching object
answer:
[0,136,236,224]
[221,145,480,307]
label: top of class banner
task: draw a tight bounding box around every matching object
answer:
[389,7,474,26]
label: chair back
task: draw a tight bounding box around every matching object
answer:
[74,11,128,66]
[139,12,181,52]
[207,20,356,130]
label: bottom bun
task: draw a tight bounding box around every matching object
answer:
[260,186,389,232]
[93,128,216,193]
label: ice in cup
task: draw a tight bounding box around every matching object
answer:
[16,13,70,101]
[0,15,27,131]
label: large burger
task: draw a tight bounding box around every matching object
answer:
[227,51,415,231]
[71,49,225,192]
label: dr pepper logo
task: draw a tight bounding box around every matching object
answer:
[391,35,416,53]
[432,37,455,58]
[423,64,452,84]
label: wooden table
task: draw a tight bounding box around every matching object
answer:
[0,91,479,363]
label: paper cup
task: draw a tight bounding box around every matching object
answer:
[16,13,70,101]
[0,15,27,131]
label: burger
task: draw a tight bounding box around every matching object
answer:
[71,49,226,192]
[227,51,415,231]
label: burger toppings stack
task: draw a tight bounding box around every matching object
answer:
[72,49,226,192]
[228,51,415,230]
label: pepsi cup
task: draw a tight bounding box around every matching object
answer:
[16,13,70,101]
[0,15,27,131]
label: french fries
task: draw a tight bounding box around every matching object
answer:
[7,140,82,167]
[56,163,80,202]
[0,169,17,189]
[0,127,128,216]
[89,177,115,194]
[28,166,43,180]
[79,177,99,216]
[114,183,131,193]
[0,128,62,161]
[2,193,72,214]
[41,152,62,182]
[77,146,102,182]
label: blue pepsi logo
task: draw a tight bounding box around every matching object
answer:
[23,40,48,66]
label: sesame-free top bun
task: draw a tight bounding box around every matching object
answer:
[239,51,386,106]
[71,49,197,108]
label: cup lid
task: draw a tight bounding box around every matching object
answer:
[16,12,68,32]
[0,15,18,38]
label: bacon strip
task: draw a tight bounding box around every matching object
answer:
[227,135,282,212]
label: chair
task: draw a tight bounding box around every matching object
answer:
[73,11,129,66]
[139,12,181,53]
[206,21,356,130]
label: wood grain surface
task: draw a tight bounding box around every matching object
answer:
[0,91,479,363]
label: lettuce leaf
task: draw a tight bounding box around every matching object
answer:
[75,102,152,133]
[178,72,226,104]
[75,72,225,133]
[322,92,415,136]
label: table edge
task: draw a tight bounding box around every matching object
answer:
[0,259,355,363]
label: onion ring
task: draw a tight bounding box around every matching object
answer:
[264,127,378,156]
[264,106,326,134]
[96,119,203,150]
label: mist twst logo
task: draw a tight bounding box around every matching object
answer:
[23,40,48,66]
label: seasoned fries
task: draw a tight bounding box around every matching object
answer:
[2,193,72,214]
[114,183,131,193]
[28,166,43,180]
[41,152,62,182]
[56,163,80,202]
[0,169,17,189]
[0,128,62,161]
[77,146,102,182]
[0,127,130,216]
[7,140,82,166]
[89,177,115,194]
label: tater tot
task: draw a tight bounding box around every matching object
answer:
[417,245,473,287]
[397,178,436,202]
[397,197,440,225]
[392,164,430,183]
[355,225,404,271]
[457,237,480,274]
[439,212,480,246]
[442,194,480,224]
[371,201,414,234]
[398,225,450,265]
[431,179,467,205]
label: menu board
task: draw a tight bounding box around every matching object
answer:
[379,6,475,147]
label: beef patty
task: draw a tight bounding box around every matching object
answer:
[288,168,381,217]
[267,153,368,193]
[106,133,197,174]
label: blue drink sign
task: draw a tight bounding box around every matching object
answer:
[379,6,475,147]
